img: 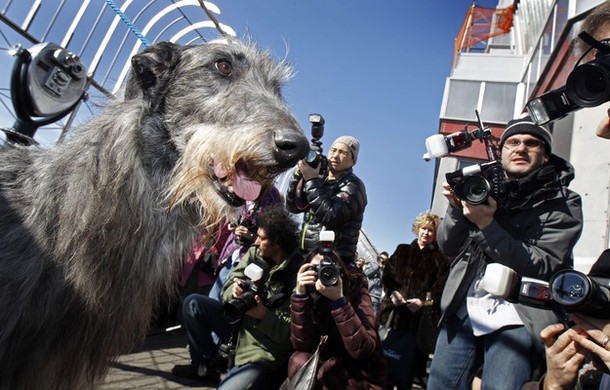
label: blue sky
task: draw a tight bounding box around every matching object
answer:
[0,0,499,254]
[213,1,498,253]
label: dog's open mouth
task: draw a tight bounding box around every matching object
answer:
[211,160,264,207]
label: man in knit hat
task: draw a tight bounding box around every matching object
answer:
[428,116,583,389]
[286,135,367,266]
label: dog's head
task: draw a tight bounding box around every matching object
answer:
[127,39,309,225]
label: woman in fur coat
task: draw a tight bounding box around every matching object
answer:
[377,211,449,389]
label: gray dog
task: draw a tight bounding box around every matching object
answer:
[0,38,308,390]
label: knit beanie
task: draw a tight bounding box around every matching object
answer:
[500,116,553,153]
[332,135,360,164]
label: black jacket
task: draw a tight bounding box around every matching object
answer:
[286,168,367,263]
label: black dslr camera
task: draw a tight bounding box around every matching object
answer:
[446,160,505,206]
[304,113,329,177]
[310,231,341,287]
[223,261,267,324]
[527,31,610,125]
[423,111,506,206]
[480,263,610,319]
[229,216,257,245]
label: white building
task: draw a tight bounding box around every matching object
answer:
[429,0,609,272]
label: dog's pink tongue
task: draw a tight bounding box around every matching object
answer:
[233,168,262,201]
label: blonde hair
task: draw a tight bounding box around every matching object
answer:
[411,211,440,234]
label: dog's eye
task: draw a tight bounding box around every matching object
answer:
[215,60,233,76]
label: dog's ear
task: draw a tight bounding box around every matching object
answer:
[125,42,182,106]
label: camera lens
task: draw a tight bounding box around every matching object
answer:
[318,264,340,286]
[550,270,591,307]
[461,175,491,205]
[305,149,320,167]
[223,290,258,324]
[567,60,610,107]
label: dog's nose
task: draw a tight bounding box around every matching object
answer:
[273,129,309,167]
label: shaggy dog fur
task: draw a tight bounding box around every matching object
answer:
[0,39,308,389]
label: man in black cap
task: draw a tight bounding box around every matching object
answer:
[427,116,584,389]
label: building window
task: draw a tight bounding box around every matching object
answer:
[480,82,517,122]
[445,80,481,120]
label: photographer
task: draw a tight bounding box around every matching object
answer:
[286,244,386,389]
[209,185,281,302]
[171,206,303,389]
[522,250,610,390]
[427,117,584,389]
[285,135,367,266]
[520,4,610,389]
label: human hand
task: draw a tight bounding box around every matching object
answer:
[406,298,423,312]
[390,290,406,306]
[441,182,462,209]
[540,323,588,390]
[297,160,320,181]
[234,225,254,243]
[296,263,317,295]
[232,279,246,299]
[461,197,496,230]
[315,276,343,302]
[569,314,610,371]
[596,108,610,139]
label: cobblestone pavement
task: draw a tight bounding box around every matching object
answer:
[100,327,428,389]
[100,328,219,389]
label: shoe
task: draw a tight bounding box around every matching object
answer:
[171,363,221,382]
[412,375,427,388]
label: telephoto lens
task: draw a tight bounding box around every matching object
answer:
[550,269,610,318]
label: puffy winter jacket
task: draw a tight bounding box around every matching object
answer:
[286,168,367,263]
[287,276,386,389]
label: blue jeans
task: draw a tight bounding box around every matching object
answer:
[218,363,280,390]
[209,259,234,302]
[182,294,233,365]
[427,314,538,390]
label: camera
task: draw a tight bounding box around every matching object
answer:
[423,111,505,206]
[527,31,610,125]
[309,230,341,287]
[230,216,257,245]
[304,113,329,177]
[446,160,506,205]
[218,340,236,361]
[223,262,267,324]
[480,263,610,319]
[549,269,610,318]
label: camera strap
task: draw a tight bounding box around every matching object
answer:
[578,31,610,55]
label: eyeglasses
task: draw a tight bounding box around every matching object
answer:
[594,38,610,58]
[503,138,543,151]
